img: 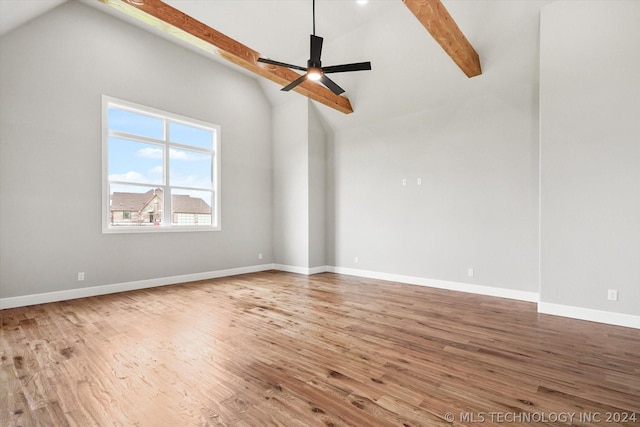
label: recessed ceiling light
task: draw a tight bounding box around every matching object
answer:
[356,0,369,5]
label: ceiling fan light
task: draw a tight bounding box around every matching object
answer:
[307,68,322,81]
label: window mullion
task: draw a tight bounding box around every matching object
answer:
[163,118,171,226]
[109,130,165,146]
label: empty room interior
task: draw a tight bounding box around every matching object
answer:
[1,0,639,425]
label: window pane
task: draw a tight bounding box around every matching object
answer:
[103,97,220,232]
[108,107,164,140]
[169,121,214,150]
[109,185,163,226]
[169,148,212,189]
[108,137,163,185]
[171,189,212,225]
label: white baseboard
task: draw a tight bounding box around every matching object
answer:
[328,266,539,302]
[0,264,275,310]
[4,264,637,330]
[538,302,640,329]
[273,264,329,275]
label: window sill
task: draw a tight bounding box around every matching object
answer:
[102,225,221,234]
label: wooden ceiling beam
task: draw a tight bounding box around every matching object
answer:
[97,0,354,114]
[402,0,481,78]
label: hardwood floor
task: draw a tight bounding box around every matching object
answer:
[1,271,639,426]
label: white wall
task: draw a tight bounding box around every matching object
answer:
[308,103,327,269]
[0,1,273,299]
[324,0,546,295]
[272,97,309,268]
[539,1,640,317]
[330,79,540,294]
[272,99,328,270]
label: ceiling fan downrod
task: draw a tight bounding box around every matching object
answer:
[312,0,316,36]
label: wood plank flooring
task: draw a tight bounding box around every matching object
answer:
[1,271,639,426]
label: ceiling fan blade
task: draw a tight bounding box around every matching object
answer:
[257,58,307,72]
[281,74,308,92]
[320,75,345,95]
[322,62,372,74]
[310,34,323,63]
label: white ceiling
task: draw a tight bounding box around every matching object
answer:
[0,0,67,35]
[0,0,553,130]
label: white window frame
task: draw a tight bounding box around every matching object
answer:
[102,95,221,233]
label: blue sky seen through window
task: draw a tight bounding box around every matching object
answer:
[108,108,164,140]
[170,149,213,189]
[169,121,214,150]
[108,137,163,185]
[108,106,214,191]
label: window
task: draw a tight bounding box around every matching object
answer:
[102,96,220,233]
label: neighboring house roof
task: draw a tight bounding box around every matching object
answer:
[111,189,160,212]
[172,194,211,214]
[110,189,210,214]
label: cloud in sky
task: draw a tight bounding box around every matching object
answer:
[109,171,145,182]
[170,148,209,161]
[136,147,163,159]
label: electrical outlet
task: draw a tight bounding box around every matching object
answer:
[467,268,474,277]
[354,256,359,264]
[607,289,618,301]
[402,178,407,186]
[78,272,85,281]
[417,178,422,186]
[258,253,263,260]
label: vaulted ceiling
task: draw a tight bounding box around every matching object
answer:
[0,0,553,130]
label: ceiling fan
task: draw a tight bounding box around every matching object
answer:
[257,0,372,95]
